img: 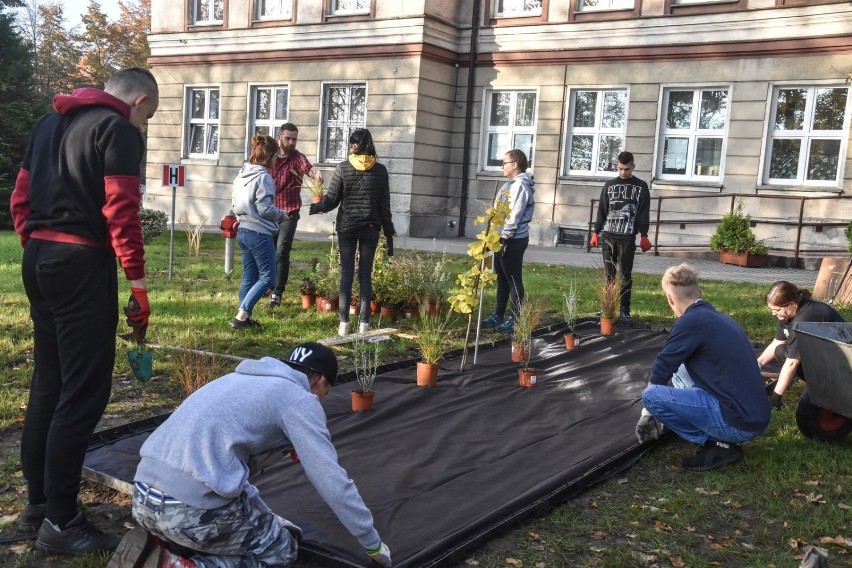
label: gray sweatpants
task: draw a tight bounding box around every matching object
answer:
[131,485,298,568]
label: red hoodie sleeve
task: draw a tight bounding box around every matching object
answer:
[103,176,146,280]
[11,168,32,248]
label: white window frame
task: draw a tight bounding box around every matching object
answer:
[577,0,633,12]
[655,86,731,182]
[191,0,223,25]
[330,0,370,15]
[481,88,538,172]
[761,83,851,187]
[255,0,292,20]
[494,0,543,18]
[564,87,628,177]
[247,84,290,156]
[319,82,367,163]
[184,86,221,159]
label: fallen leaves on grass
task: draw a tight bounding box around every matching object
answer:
[8,542,31,555]
[654,520,672,532]
[669,556,685,567]
[819,535,851,547]
[504,557,523,566]
[695,487,720,496]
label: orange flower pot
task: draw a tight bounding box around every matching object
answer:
[380,306,397,321]
[518,367,539,388]
[351,389,375,411]
[416,362,439,387]
[564,333,581,350]
[317,297,339,314]
[511,341,529,363]
[301,294,315,310]
[370,300,381,315]
[310,195,323,204]
[600,318,615,336]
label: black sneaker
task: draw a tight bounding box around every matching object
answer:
[231,317,261,329]
[481,313,504,327]
[620,311,632,324]
[268,294,282,308]
[681,440,743,472]
[105,526,159,568]
[37,511,121,555]
[18,503,46,532]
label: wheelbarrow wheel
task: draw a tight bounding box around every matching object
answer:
[795,388,852,442]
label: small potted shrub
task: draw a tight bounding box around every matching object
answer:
[299,277,317,310]
[293,168,324,204]
[315,243,341,313]
[562,279,581,350]
[709,199,768,267]
[511,296,544,387]
[352,336,381,411]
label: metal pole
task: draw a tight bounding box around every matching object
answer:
[167,186,176,280]
[473,253,491,365]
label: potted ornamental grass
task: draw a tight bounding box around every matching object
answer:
[595,268,620,337]
[709,199,769,267]
[511,296,544,387]
[293,168,324,204]
[562,279,581,350]
[411,307,453,387]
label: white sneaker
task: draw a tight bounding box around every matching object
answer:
[338,322,350,336]
[358,322,370,334]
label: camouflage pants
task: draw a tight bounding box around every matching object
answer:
[131,484,298,568]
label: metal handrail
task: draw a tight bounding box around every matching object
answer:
[586,193,851,262]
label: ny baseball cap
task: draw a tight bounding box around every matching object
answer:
[284,342,338,385]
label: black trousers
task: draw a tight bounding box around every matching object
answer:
[494,236,529,318]
[338,226,380,324]
[602,236,635,315]
[272,211,300,296]
[20,239,118,526]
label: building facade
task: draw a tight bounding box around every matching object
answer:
[144,0,852,254]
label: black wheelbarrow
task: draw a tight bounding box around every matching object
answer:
[793,321,852,442]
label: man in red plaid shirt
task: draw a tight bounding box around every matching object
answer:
[269,123,324,307]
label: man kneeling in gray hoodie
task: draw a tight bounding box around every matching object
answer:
[112,342,391,568]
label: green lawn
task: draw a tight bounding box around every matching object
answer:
[0,230,849,568]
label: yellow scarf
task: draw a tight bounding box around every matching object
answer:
[348,154,376,171]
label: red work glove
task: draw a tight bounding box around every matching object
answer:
[124,287,150,342]
[640,236,652,252]
[589,233,599,248]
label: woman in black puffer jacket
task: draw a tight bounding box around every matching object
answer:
[309,129,395,336]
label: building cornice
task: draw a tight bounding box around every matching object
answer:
[147,4,852,68]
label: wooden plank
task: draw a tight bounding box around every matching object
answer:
[319,328,401,346]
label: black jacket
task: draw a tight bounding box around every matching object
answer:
[317,159,395,237]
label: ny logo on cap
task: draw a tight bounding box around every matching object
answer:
[289,346,314,363]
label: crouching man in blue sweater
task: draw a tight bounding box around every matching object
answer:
[635,264,771,472]
[110,342,391,568]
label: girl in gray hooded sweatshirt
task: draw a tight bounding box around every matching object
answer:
[230,135,287,328]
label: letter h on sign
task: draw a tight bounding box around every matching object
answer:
[162,164,185,188]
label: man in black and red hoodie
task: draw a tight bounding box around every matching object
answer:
[10,68,159,556]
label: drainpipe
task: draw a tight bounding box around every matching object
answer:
[456,0,481,237]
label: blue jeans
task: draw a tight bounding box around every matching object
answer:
[642,365,763,446]
[237,228,276,316]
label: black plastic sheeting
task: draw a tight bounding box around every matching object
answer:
[85,320,668,567]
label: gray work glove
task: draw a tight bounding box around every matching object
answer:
[277,516,303,541]
[635,408,665,444]
[367,541,392,567]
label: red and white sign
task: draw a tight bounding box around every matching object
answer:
[161,164,186,188]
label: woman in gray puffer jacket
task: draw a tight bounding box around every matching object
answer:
[309,129,395,336]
